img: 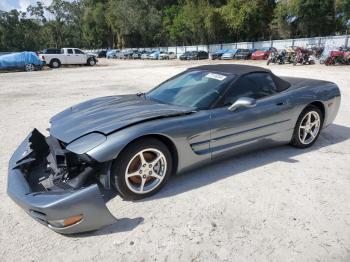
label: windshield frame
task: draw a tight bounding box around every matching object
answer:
[145,69,236,110]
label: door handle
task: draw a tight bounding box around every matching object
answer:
[276,101,286,106]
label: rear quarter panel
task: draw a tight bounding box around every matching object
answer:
[281,77,341,129]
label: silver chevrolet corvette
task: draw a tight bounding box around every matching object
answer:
[8,64,341,234]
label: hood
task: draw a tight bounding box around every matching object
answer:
[50,95,193,143]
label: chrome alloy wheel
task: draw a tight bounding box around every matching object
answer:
[298,111,321,145]
[125,148,167,194]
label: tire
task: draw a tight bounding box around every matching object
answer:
[24,64,35,72]
[87,57,96,66]
[111,138,173,200]
[290,105,323,148]
[49,59,61,69]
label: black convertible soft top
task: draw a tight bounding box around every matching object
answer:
[190,64,290,92]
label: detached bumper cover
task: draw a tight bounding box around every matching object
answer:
[7,130,117,234]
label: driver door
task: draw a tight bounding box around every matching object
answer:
[209,72,292,159]
[73,49,87,64]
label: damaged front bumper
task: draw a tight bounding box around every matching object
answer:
[7,129,117,234]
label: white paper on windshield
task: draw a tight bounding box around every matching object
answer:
[205,73,226,81]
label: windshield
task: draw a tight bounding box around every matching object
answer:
[146,70,235,110]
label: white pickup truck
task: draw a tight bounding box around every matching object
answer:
[39,48,97,68]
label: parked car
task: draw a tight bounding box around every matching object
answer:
[120,50,134,59]
[97,50,107,58]
[251,47,277,60]
[179,51,208,60]
[7,64,340,234]
[210,49,229,60]
[132,51,143,59]
[149,51,164,60]
[179,51,193,60]
[0,51,43,71]
[221,49,238,60]
[141,51,152,60]
[116,51,126,59]
[234,49,253,59]
[106,49,119,59]
[39,48,97,68]
[159,52,176,60]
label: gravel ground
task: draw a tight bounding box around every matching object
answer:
[0,59,350,262]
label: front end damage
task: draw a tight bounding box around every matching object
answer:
[7,129,117,234]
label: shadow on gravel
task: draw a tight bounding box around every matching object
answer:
[66,216,144,238]
[142,123,350,201]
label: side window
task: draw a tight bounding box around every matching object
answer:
[224,73,277,105]
[74,49,84,54]
[67,49,73,54]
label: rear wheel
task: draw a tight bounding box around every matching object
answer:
[24,64,35,72]
[50,59,61,69]
[111,138,172,200]
[290,105,323,148]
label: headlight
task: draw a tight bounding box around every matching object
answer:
[66,133,106,154]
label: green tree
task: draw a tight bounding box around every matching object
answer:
[106,0,162,48]
[83,0,112,48]
[221,0,275,41]
[272,0,337,38]
[336,0,350,33]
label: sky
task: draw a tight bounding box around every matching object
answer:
[0,0,53,11]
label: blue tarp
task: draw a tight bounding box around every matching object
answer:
[0,52,43,70]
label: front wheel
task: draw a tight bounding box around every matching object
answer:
[87,57,96,66]
[111,138,172,200]
[290,105,323,148]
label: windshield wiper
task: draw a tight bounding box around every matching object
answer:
[136,92,145,97]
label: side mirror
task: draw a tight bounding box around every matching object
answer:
[228,97,256,112]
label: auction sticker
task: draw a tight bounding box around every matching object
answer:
[205,73,227,81]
